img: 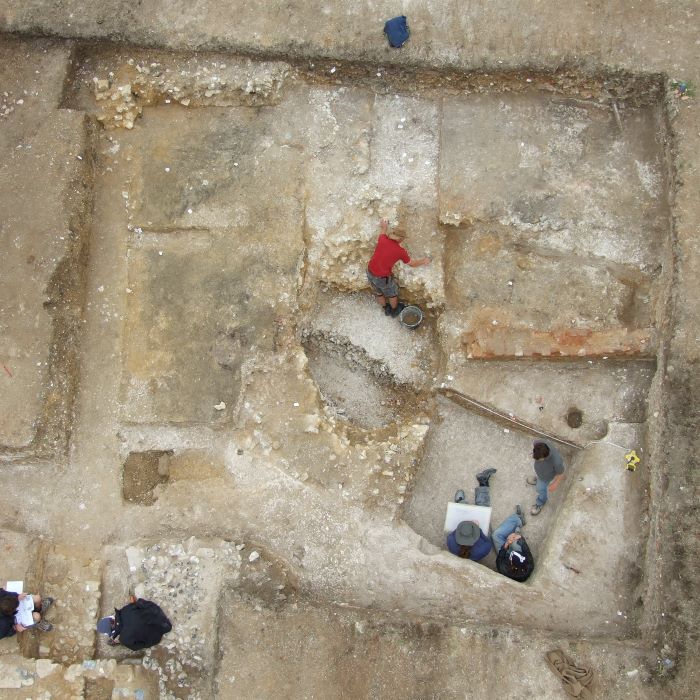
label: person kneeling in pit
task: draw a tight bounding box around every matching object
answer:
[97,595,172,650]
[449,468,535,581]
[446,468,497,561]
[492,507,534,582]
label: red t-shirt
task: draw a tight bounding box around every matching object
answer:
[367,234,410,277]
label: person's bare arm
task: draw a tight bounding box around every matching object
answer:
[379,219,389,235]
[548,473,564,492]
[408,256,431,267]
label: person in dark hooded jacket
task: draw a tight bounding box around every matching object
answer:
[492,507,534,582]
[96,596,171,650]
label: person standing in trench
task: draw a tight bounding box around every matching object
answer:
[527,440,566,516]
[366,219,430,317]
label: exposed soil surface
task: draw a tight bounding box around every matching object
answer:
[0,4,698,698]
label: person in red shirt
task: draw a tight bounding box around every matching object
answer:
[366,219,430,317]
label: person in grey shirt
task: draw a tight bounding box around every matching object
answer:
[526,440,565,515]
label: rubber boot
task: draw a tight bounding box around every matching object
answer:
[390,302,406,318]
[474,485,491,507]
[476,467,497,487]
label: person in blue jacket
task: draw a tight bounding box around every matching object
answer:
[446,520,492,561]
[447,467,497,561]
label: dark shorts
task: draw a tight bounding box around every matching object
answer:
[366,269,399,298]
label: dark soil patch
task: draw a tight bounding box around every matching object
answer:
[122,450,172,505]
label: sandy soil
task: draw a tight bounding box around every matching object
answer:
[0,3,698,698]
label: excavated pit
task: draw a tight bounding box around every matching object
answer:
[121,450,172,504]
[0,32,685,699]
[302,337,412,430]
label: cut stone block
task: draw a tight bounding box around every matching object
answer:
[0,654,85,696]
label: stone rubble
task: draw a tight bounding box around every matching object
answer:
[124,537,242,699]
[89,54,290,130]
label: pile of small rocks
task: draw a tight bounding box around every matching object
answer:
[125,537,242,699]
[93,78,142,129]
[90,55,290,129]
[0,90,22,118]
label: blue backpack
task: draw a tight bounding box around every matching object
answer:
[384,16,410,48]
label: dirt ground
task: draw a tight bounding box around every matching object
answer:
[0,2,698,699]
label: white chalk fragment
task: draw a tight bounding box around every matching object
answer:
[248,551,260,562]
[214,401,226,411]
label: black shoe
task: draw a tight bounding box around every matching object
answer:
[40,597,54,615]
[384,303,392,316]
[515,504,526,526]
[476,467,497,487]
[390,302,406,318]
